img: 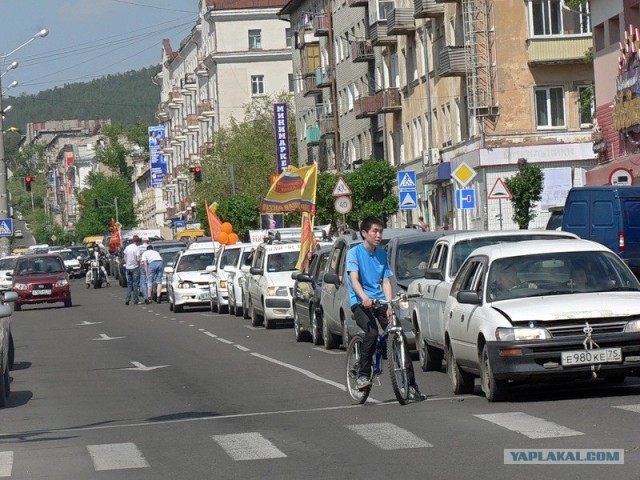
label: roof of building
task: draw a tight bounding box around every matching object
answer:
[207,0,287,10]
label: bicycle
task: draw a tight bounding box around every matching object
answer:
[345,294,413,405]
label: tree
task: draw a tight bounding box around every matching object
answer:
[504,160,544,229]
[95,122,151,177]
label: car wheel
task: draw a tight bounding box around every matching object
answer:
[228,302,235,316]
[323,317,340,350]
[0,365,7,408]
[169,298,174,312]
[418,330,443,372]
[174,302,183,313]
[14,303,21,312]
[294,307,310,342]
[210,295,217,313]
[311,307,323,346]
[250,298,263,327]
[218,288,228,314]
[446,342,475,395]
[242,291,250,319]
[8,335,14,371]
[481,344,507,402]
[64,298,72,308]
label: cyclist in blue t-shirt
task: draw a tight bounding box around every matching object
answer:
[346,216,425,401]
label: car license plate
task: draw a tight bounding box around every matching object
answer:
[199,292,210,300]
[32,289,52,296]
[561,348,622,366]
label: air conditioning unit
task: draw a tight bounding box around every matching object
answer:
[422,148,441,166]
[431,148,441,165]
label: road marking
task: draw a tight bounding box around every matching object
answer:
[0,452,13,477]
[87,443,149,471]
[204,331,217,338]
[474,412,584,439]
[217,338,233,345]
[613,404,640,413]
[251,352,346,391]
[121,361,169,372]
[74,321,102,326]
[212,433,287,461]
[189,324,195,327]
[92,333,125,341]
[234,344,251,352]
[346,423,432,450]
[312,347,344,355]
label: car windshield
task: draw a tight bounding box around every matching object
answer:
[451,234,573,277]
[70,246,89,257]
[160,249,182,265]
[16,257,66,275]
[393,239,437,281]
[267,251,300,272]
[58,251,75,261]
[220,248,241,268]
[0,257,17,270]
[486,251,640,302]
[240,250,253,266]
[176,252,215,272]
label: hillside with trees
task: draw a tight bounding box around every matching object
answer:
[3,66,160,132]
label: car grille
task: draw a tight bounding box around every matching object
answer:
[517,318,628,338]
[31,283,53,290]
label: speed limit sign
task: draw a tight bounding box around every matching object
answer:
[334,196,352,214]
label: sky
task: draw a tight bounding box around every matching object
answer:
[0,0,200,96]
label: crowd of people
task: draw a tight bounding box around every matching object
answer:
[123,235,163,305]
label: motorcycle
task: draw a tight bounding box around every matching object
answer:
[86,256,107,289]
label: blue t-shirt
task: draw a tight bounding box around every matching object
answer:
[346,243,393,307]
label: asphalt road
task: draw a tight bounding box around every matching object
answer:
[2,279,640,479]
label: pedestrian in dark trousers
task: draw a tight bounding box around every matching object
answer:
[123,235,141,305]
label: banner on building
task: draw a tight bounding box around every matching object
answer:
[149,125,167,188]
[274,103,290,174]
[259,163,318,214]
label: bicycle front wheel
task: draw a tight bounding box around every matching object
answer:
[388,333,410,405]
[346,335,370,405]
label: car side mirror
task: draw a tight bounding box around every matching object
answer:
[250,266,263,275]
[424,268,444,281]
[206,265,216,273]
[2,291,18,303]
[323,272,340,285]
[223,265,235,273]
[457,290,481,305]
[296,272,312,283]
[164,266,174,274]
[240,265,251,273]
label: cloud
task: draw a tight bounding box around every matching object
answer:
[58,0,117,21]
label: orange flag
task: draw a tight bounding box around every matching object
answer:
[205,201,223,239]
[295,212,317,271]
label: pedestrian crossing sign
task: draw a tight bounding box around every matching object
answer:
[397,170,417,191]
[0,219,13,237]
[399,191,418,210]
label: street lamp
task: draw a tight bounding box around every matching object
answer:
[0,29,48,257]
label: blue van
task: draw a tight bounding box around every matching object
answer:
[562,186,640,273]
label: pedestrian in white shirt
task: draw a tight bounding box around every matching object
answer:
[141,245,164,304]
[123,235,142,305]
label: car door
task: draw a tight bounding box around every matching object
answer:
[248,248,265,309]
[447,257,486,367]
[322,240,346,333]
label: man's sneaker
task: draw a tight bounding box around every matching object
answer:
[408,385,426,402]
[356,376,371,389]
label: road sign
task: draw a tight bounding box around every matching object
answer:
[397,170,417,191]
[451,162,477,187]
[173,220,186,228]
[0,219,13,237]
[334,196,352,214]
[332,176,352,197]
[399,191,418,210]
[456,189,475,209]
[51,234,57,242]
[488,177,512,200]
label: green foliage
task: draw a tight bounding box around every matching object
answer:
[29,210,74,246]
[9,143,47,177]
[504,163,544,229]
[74,172,136,239]
[579,83,594,122]
[4,67,159,133]
[214,196,261,241]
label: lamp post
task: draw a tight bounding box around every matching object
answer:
[0,29,48,257]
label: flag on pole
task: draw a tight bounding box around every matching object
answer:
[295,212,318,271]
[259,163,318,214]
[205,201,223,239]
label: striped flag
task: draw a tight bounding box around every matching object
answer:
[295,212,318,271]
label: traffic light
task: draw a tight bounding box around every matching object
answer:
[25,175,34,192]
[190,166,202,182]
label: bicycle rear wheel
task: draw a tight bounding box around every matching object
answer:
[388,333,410,405]
[346,335,370,405]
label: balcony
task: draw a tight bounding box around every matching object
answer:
[199,143,211,157]
[438,46,467,77]
[303,76,322,96]
[319,115,336,137]
[298,30,319,49]
[157,102,170,120]
[315,67,332,88]
[526,36,592,65]
[375,88,402,113]
[197,100,215,120]
[312,14,329,36]
[352,40,374,62]
[306,126,321,145]
[186,114,199,132]
[387,8,415,35]
[414,0,444,18]
[354,95,380,118]
[348,0,368,7]
[181,73,197,94]
[369,22,396,46]
[168,90,183,109]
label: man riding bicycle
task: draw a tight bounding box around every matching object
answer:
[346,216,425,401]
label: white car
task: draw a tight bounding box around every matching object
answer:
[57,249,83,278]
[0,256,19,291]
[444,239,640,402]
[0,291,19,407]
[246,241,301,329]
[207,243,253,315]
[165,248,215,313]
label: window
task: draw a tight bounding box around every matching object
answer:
[251,75,265,96]
[288,73,295,93]
[249,29,262,49]
[577,85,594,127]
[304,45,321,74]
[535,86,565,128]
[529,0,591,36]
[285,28,292,48]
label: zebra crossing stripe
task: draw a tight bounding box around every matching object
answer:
[346,423,432,450]
[612,404,640,413]
[0,452,13,477]
[212,433,287,461]
[474,412,584,439]
[87,443,150,471]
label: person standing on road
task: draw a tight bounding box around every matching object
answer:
[346,216,425,401]
[124,235,141,305]
[138,237,150,302]
[141,244,164,304]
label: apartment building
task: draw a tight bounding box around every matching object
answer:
[588,0,640,185]
[154,0,292,224]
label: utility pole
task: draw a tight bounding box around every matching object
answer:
[326,0,341,172]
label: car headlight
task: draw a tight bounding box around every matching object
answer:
[55,279,69,287]
[13,283,27,291]
[267,286,288,296]
[177,282,193,289]
[220,280,227,289]
[624,319,640,333]
[495,327,551,341]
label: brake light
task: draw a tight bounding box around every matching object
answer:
[619,232,625,254]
